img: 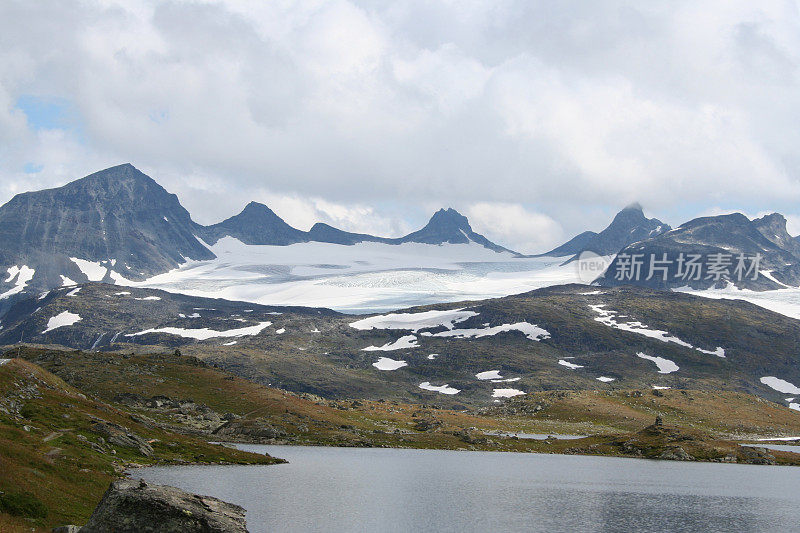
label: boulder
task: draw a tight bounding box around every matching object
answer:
[90,421,154,456]
[658,446,694,461]
[81,478,248,533]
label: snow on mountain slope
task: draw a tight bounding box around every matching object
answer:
[117,237,585,312]
[674,284,800,320]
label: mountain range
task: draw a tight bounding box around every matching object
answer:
[0,164,513,307]
[596,212,800,290]
[2,163,800,313]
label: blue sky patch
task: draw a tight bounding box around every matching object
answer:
[23,162,44,174]
[15,95,79,132]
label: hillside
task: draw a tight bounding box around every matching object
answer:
[0,357,280,532]
[1,283,799,411]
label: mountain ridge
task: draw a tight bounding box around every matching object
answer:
[0,165,516,308]
[596,212,800,290]
[541,203,670,258]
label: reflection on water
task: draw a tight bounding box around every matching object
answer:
[135,445,800,533]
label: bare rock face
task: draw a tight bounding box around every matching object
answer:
[80,478,248,533]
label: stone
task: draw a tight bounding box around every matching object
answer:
[90,421,153,457]
[81,478,248,533]
[52,526,81,533]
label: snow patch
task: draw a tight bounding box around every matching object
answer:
[427,353,438,360]
[362,335,418,351]
[126,321,272,340]
[760,377,800,395]
[135,296,162,301]
[276,328,286,334]
[350,308,478,332]
[652,385,671,390]
[696,346,726,358]
[432,322,550,341]
[591,304,724,357]
[66,287,81,297]
[558,359,584,369]
[1,265,35,299]
[476,370,503,380]
[372,357,408,371]
[596,376,615,383]
[42,311,82,333]
[60,275,76,286]
[637,352,679,374]
[70,258,107,281]
[419,382,460,395]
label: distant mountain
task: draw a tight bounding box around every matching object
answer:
[541,230,598,257]
[199,201,308,246]
[307,223,392,245]
[0,165,517,310]
[203,205,515,252]
[0,164,213,303]
[542,203,670,257]
[398,208,515,253]
[753,213,800,257]
[597,212,800,290]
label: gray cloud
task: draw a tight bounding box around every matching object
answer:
[1,1,800,253]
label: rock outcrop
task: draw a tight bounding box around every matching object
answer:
[90,421,154,457]
[79,478,248,533]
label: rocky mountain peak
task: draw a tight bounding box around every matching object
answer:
[0,164,213,301]
[753,212,800,257]
[199,201,308,246]
[426,208,471,230]
[399,207,513,253]
[542,204,670,258]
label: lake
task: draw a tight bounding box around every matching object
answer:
[135,445,800,533]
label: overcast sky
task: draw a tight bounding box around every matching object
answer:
[2,1,800,253]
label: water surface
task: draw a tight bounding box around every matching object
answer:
[136,445,800,533]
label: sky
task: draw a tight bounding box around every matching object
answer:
[2,1,800,253]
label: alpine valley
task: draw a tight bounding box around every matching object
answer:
[2,164,800,531]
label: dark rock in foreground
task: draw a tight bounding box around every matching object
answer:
[79,478,248,533]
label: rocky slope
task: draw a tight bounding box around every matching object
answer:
[0,164,214,302]
[0,357,279,531]
[597,212,800,290]
[2,283,799,410]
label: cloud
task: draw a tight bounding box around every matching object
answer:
[2,0,800,242]
[250,191,412,237]
[465,202,563,254]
